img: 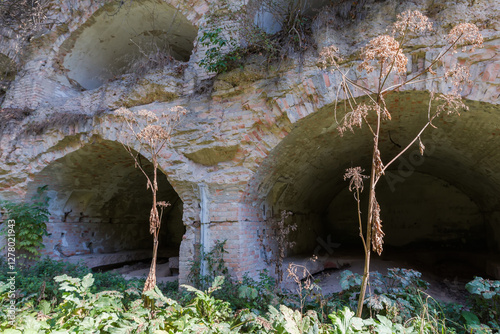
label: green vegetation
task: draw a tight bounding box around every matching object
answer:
[197,0,316,74]
[1,257,498,333]
[0,186,50,261]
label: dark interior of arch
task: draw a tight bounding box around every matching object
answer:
[27,139,184,267]
[61,0,198,90]
[260,91,500,279]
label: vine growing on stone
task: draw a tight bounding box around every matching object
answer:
[197,0,317,74]
[318,10,483,316]
[114,106,187,307]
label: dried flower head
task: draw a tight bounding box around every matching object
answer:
[157,201,171,208]
[445,64,471,94]
[338,103,369,136]
[169,105,189,118]
[138,109,159,122]
[447,23,483,51]
[358,35,408,75]
[435,93,469,116]
[115,107,135,120]
[391,10,433,36]
[344,167,370,192]
[137,124,169,141]
[371,200,384,256]
[318,45,343,68]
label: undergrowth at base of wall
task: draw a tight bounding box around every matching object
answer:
[0,258,498,333]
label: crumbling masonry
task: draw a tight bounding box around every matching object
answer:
[0,0,499,282]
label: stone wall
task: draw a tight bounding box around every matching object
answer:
[0,0,499,282]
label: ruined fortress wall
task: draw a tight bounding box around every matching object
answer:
[0,0,499,282]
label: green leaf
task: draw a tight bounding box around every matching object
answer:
[462,311,481,325]
[81,274,95,291]
[482,291,496,299]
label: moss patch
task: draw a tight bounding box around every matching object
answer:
[184,145,240,166]
[122,83,178,108]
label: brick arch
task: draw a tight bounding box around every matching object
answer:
[10,117,206,281]
[51,0,206,90]
[20,114,194,204]
[240,92,500,275]
[239,38,499,210]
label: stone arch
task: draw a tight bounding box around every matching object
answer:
[56,0,202,90]
[239,90,500,279]
[25,138,184,271]
[0,111,205,282]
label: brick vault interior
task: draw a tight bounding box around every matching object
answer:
[26,139,184,269]
[249,91,500,280]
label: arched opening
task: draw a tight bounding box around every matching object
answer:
[247,91,500,283]
[27,139,184,277]
[60,0,198,90]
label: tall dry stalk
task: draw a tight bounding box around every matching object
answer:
[319,11,483,316]
[115,106,187,305]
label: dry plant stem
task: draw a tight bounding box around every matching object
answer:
[144,163,159,294]
[327,11,483,318]
[376,121,432,185]
[356,188,367,254]
[357,102,381,317]
[115,106,187,308]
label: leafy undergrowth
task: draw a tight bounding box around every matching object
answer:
[0,259,498,333]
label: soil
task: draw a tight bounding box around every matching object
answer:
[311,257,470,305]
[280,248,490,305]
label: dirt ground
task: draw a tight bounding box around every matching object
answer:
[311,257,470,304]
[280,250,482,305]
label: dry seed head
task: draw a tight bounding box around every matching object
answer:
[435,93,468,116]
[168,105,189,119]
[445,64,471,94]
[115,107,134,119]
[318,45,342,68]
[358,35,408,75]
[137,124,170,141]
[138,109,159,122]
[447,23,483,51]
[338,103,369,136]
[344,167,369,192]
[391,10,433,36]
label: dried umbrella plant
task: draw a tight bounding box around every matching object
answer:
[319,10,483,316]
[115,106,187,305]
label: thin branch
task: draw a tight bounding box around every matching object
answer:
[356,189,368,254]
[374,121,432,185]
[381,33,464,94]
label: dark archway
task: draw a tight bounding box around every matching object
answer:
[27,139,184,269]
[248,91,500,280]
